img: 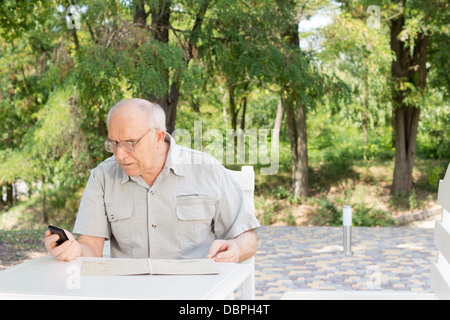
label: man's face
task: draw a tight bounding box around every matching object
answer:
[107,106,161,176]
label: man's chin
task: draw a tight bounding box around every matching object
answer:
[120,164,137,175]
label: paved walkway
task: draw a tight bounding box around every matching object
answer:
[254,226,436,299]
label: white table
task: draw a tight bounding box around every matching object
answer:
[0,256,253,300]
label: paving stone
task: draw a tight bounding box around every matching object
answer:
[254,226,435,300]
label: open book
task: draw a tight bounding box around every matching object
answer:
[81,258,219,276]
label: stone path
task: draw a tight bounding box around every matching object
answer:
[254,226,436,299]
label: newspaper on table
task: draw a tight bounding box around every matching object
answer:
[81,258,219,276]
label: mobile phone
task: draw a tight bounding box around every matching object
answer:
[48,225,69,246]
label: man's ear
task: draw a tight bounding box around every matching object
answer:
[155,130,166,145]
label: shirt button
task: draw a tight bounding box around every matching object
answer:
[150,191,155,196]
[152,224,157,229]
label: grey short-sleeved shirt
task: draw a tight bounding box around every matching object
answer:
[73,134,260,259]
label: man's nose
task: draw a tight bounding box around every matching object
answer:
[114,145,128,160]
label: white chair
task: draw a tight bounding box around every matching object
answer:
[227,165,256,300]
[102,238,111,258]
[282,163,450,300]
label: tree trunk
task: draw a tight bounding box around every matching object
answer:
[228,83,238,131]
[295,102,308,198]
[390,9,429,196]
[285,94,308,198]
[392,106,420,195]
[132,0,177,133]
[239,84,249,131]
[135,0,208,134]
[282,1,308,198]
[5,182,13,206]
[134,0,149,27]
[148,1,179,133]
[273,98,284,134]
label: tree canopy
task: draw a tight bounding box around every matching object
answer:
[0,0,448,224]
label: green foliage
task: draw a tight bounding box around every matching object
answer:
[0,0,448,228]
[271,186,290,200]
[426,165,447,191]
[417,99,450,160]
[0,228,46,247]
[308,109,395,173]
[312,198,394,227]
[260,202,279,226]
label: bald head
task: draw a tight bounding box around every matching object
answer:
[106,99,166,132]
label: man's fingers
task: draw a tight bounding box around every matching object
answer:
[207,240,240,263]
[44,229,81,262]
[215,248,233,260]
[65,229,76,241]
[58,241,79,262]
[48,237,73,260]
[44,233,60,250]
[53,240,72,258]
[207,240,228,259]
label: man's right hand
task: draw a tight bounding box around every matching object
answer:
[45,229,82,262]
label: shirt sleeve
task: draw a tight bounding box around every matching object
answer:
[72,167,110,239]
[213,166,261,240]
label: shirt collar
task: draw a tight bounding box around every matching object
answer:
[164,133,186,177]
[120,166,130,184]
[118,132,185,184]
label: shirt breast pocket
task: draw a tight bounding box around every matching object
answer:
[105,203,133,243]
[176,194,217,252]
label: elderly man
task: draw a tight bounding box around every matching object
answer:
[45,99,260,263]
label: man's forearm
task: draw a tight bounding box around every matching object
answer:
[78,242,101,257]
[78,235,105,257]
[232,229,258,262]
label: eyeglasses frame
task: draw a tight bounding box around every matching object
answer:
[104,128,155,153]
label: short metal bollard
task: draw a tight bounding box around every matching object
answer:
[343,205,353,256]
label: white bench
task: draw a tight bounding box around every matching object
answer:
[282,163,450,300]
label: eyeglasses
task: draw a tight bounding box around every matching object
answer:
[104,128,153,153]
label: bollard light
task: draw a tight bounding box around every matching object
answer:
[343,205,353,256]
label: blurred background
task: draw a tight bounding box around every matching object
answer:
[0,0,448,234]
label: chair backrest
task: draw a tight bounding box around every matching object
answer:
[226,165,256,299]
[431,163,450,300]
[227,165,255,211]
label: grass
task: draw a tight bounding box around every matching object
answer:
[0,227,46,248]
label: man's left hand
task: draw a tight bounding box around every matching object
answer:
[206,239,240,263]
